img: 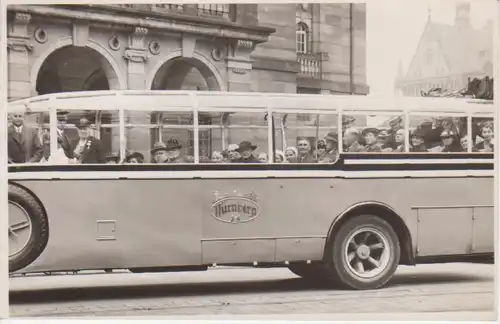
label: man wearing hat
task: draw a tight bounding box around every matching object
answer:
[73,116,105,164]
[236,141,260,163]
[362,128,382,152]
[151,138,187,163]
[343,127,365,152]
[56,110,74,159]
[324,132,340,162]
[385,116,403,149]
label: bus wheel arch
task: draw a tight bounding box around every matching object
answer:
[322,203,414,290]
[8,182,50,272]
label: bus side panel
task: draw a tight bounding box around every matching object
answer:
[12,179,202,273]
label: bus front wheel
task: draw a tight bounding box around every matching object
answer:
[327,215,400,290]
[8,184,49,273]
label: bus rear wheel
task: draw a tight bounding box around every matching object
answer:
[327,215,400,290]
[8,184,49,273]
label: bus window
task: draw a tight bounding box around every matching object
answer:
[7,110,48,164]
[199,111,268,164]
[148,111,194,164]
[409,115,465,153]
[274,112,339,163]
[472,117,494,153]
[341,113,406,153]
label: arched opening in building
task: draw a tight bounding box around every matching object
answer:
[35,46,121,155]
[148,57,222,158]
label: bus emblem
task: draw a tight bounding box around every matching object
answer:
[211,190,260,224]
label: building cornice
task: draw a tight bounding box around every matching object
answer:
[7,5,275,44]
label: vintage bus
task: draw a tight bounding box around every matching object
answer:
[7,90,495,290]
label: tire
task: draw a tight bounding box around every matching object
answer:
[326,215,400,290]
[288,263,330,280]
[8,184,49,273]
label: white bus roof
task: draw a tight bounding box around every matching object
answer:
[7,90,495,115]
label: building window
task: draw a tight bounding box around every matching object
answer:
[296,22,309,54]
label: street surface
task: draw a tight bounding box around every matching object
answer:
[9,263,496,319]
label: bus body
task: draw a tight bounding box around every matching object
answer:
[7,91,495,290]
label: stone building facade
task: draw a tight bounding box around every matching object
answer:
[7,3,368,161]
[7,3,368,100]
[395,2,493,97]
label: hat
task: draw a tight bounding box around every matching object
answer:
[362,128,379,137]
[324,132,338,142]
[411,129,425,138]
[227,144,239,152]
[377,130,389,138]
[165,138,182,150]
[126,151,144,162]
[105,152,120,162]
[76,117,92,129]
[389,116,403,127]
[236,141,257,152]
[440,130,456,138]
[57,110,69,117]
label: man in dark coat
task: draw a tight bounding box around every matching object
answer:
[236,141,260,163]
[56,110,75,159]
[8,112,44,163]
[296,137,317,163]
[73,116,105,164]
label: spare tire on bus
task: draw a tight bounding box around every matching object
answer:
[8,184,49,273]
[326,215,400,290]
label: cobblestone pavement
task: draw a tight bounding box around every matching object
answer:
[9,263,495,319]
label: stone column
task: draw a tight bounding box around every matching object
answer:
[122,26,151,161]
[7,12,33,100]
[226,39,255,92]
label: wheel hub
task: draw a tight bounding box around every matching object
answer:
[356,244,370,260]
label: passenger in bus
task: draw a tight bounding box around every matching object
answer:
[384,116,403,150]
[258,152,268,163]
[295,138,316,163]
[105,152,121,164]
[474,124,494,152]
[56,110,74,159]
[211,151,224,163]
[73,117,105,164]
[236,141,260,163]
[343,128,365,153]
[430,130,461,153]
[274,150,285,163]
[393,129,406,152]
[284,146,298,163]
[315,140,327,159]
[409,130,427,152]
[125,152,144,163]
[151,138,187,163]
[324,132,340,161]
[362,128,382,152]
[227,144,241,163]
[459,135,469,152]
[7,112,44,164]
[377,130,389,147]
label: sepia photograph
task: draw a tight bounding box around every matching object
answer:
[3,0,498,320]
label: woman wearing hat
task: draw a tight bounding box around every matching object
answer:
[236,141,260,163]
[409,129,428,152]
[73,116,105,164]
[151,138,187,163]
[125,152,144,164]
[362,128,382,152]
[430,130,460,153]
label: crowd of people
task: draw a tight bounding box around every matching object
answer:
[8,111,494,165]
